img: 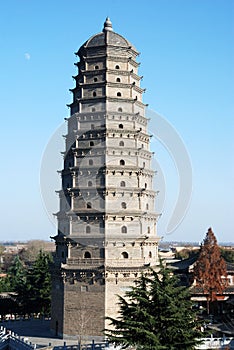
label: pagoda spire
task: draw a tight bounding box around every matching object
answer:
[103,17,113,32]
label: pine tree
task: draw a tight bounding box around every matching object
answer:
[26,250,52,316]
[0,255,28,314]
[193,228,228,314]
[0,251,52,317]
[8,255,27,292]
[0,275,11,293]
[105,264,203,350]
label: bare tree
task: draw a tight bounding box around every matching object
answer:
[18,240,54,263]
[73,294,94,346]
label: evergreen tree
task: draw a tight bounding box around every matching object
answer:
[0,256,27,314]
[193,228,228,313]
[8,255,27,292]
[105,264,203,350]
[0,275,11,292]
[0,250,52,317]
[26,250,52,315]
[220,248,234,263]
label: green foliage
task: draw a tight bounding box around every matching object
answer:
[8,255,27,291]
[0,255,26,293]
[220,248,234,263]
[105,264,203,350]
[0,250,52,317]
[26,250,52,315]
[0,275,11,292]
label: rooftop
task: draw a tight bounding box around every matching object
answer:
[77,17,138,55]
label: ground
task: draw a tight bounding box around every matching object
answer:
[0,318,102,348]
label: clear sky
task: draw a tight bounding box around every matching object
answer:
[0,0,233,243]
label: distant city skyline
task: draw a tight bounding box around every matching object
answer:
[0,0,233,242]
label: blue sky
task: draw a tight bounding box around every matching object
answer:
[0,0,233,243]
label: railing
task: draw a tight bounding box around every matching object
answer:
[195,337,233,349]
[1,323,116,350]
[65,258,104,266]
[0,330,9,350]
[48,341,121,350]
[50,341,110,350]
[9,336,36,350]
[105,259,145,267]
[0,326,35,349]
[66,258,147,268]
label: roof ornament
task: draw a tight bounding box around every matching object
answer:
[103,17,113,32]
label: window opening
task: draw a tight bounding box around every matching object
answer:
[121,202,127,209]
[121,226,127,233]
[84,251,91,258]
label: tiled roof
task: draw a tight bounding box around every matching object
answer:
[170,257,234,273]
[169,256,197,271]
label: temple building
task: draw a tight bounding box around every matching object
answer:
[51,18,160,338]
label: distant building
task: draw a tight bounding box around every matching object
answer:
[170,257,234,315]
[50,18,160,338]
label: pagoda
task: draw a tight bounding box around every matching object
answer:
[51,18,160,338]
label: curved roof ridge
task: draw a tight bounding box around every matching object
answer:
[77,19,138,53]
[83,32,104,48]
[108,30,132,48]
[82,30,133,49]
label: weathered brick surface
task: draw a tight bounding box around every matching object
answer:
[50,273,64,336]
[51,18,159,338]
[63,283,105,336]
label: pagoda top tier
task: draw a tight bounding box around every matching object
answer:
[77,17,138,55]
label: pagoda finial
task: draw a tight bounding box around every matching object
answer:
[103,17,113,32]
